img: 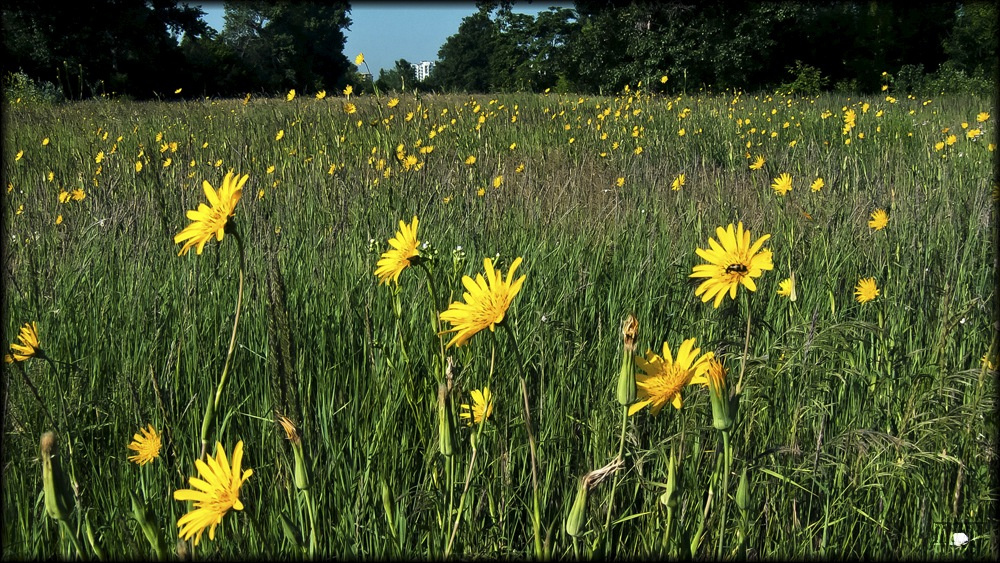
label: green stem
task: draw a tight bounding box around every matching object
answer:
[200,235,245,459]
[499,323,542,559]
[602,406,628,552]
[716,431,731,558]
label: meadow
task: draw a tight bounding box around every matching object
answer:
[2,79,997,559]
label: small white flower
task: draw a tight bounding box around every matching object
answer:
[952,532,969,547]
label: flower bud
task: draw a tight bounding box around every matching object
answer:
[564,476,589,537]
[658,445,679,509]
[616,314,638,406]
[438,383,454,457]
[736,467,750,514]
[129,489,168,559]
[705,358,733,431]
[40,432,71,522]
[278,415,310,490]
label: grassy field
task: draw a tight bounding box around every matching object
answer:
[2,83,997,559]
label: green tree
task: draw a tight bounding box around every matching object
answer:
[431,10,497,93]
[943,2,999,82]
[220,0,352,94]
[375,59,418,93]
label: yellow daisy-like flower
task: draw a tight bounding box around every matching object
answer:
[854,277,879,303]
[355,53,365,65]
[286,89,295,101]
[690,222,774,308]
[5,321,43,363]
[344,85,353,96]
[868,209,889,230]
[173,440,252,547]
[173,171,248,256]
[127,424,162,465]
[459,387,494,425]
[810,177,824,192]
[71,189,86,201]
[628,338,713,416]
[315,90,326,100]
[777,277,795,299]
[374,216,420,285]
[749,155,765,170]
[771,173,792,196]
[464,155,477,166]
[388,97,399,108]
[976,112,989,123]
[343,102,357,114]
[439,257,526,348]
[671,173,685,190]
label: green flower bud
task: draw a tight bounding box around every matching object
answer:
[438,383,454,457]
[40,432,71,522]
[565,476,589,538]
[129,490,168,560]
[658,446,679,509]
[616,314,638,406]
[736,467,750,513]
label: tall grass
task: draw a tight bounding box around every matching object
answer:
[3,85,996,559]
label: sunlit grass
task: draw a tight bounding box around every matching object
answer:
[3,85,996,559]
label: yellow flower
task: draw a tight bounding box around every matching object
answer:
[175,88,183,94]
[4,322,43,363]
[343,85,353,97]
[776,274,797,301]
[671,174,685,190]
[343,102,356,114]
[315,90,326,100]
[966,128,981,139]
[275,129,284,141]
[439,257,526,348]
[15,150,23,161]
[690,222,774,308]
[810,177,824,192]
[771,173,793,196]
[460,387,494,425]
[374,216,420,285]
[628,338,713,416]
[355,53,365,65]
[286,89,295,101]
[173,171,248,256]
[59,190,71,203]
[71,189,86,201]
[868,209,889,230]
[464,155,476,165]
[854,277,879,303]
[493,175,503,189]
[945,134,957,146]
[388,97,399,108]
[55,215,63,225]
[127,424,162,465]
[173,440,252,547]
[42,137,50,146]
[660,75,668,83]
[616,177,625,188]
[95,151,104,164]
[135,161,143,173]
[677,128,685,137]
[976,112,989,123]
[749,155,765,170]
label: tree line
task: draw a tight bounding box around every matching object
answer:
[2,1,996,102]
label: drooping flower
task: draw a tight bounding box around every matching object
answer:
[690,222,774,308]
[439,257,526,348]
[868,209,889,230]
[628,338,713,416]
[460,387,494,425]
[173,171,248,256]
[173,440,252,547]
[771,173,792,196]
[5,321,43,363]
[127,424,162,466]
[373,216,420,285]
[854,277,879,303]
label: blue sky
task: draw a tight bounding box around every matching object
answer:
[196,2,570,76]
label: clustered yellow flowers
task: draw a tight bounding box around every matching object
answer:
[174,171,248,256]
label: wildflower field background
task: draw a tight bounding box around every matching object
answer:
[3,83,997,559]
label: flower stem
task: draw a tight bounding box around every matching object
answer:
[601,406,628,552]
[200,234,245,459]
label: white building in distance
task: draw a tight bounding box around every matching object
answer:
[411,61,435,81]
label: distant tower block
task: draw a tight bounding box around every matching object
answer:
[411,61,435,81]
